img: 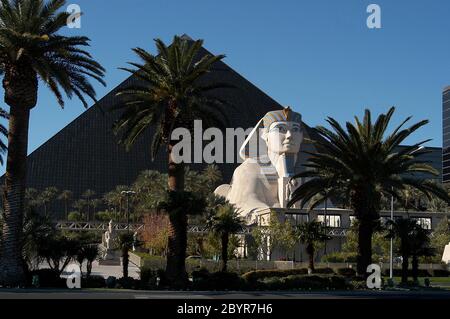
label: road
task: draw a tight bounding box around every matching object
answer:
[1,289,450,299]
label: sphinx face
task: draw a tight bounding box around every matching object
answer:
[265,121,303,155]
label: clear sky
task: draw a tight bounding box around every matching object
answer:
[1,0,449,175]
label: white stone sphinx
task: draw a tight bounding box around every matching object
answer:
[215,107,303,223]
[443,242,450,264]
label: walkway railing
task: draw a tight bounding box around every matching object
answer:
[56,221,349,237]
[56,221,144,232]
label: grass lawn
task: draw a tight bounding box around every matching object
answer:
[384,277,450,287]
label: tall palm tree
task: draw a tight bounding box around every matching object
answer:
[0,108,8,163]
[205,201,243,272]
[24,187,39,209]
[113,35,231,286]
[72,199,87,220]
[408,222,433,284]
[82,189,96,221]
[58,190,73,220]
[116,232,135,279]
[288,107,450,276]
[296,220,331,272]
[38,186,58,216]
[385,218,428,284]
[103,185,128,222]
[0,0,105,286]
[91,198,102,220]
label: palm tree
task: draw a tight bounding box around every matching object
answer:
[84,245,99,277]
[288,107,450,276]
[91,199,102,220]
[24,187,39,209]
[113,35,231,286]
[202,164,222,193]
[206,202,244,272]
[0,0,105,286]
[72,199,87,220]
[116,232,135,279]
[38,186,58,216]
[0,108,8,163]
[385,218,427,284]
[408,223,433,284]
[82,189,96,221]
[296,220,331,273]
[58,190,73,220]
[103,185,129,221]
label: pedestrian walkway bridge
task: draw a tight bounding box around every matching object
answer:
[55,221,349,236]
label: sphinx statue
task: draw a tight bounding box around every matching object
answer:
[215,107,303,223]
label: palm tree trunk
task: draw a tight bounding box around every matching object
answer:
[306,243,315,272]
[356,218,373,276]
[411,255,419,284]
[87,261,92,277]
[221,232,229,272]
[401,254,409,284]
[165,143,187,288]
[0,105,31,286]
[122,247,129,278]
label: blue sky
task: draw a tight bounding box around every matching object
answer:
[1,0,449,174]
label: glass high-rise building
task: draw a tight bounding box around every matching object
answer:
[443,86,450,183]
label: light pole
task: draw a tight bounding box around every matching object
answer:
[389,186,394,279]
[121,190,136,230]
[323,189,328,255]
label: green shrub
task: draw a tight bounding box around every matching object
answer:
[322,252,357,263]
[260,274,350,291]
[242,268,308,284]
[106,276,117,288]
[116,277,140,289]
[432,269,450,277]
[336,267,356,277]
[28,269,66,288]
[351,280,368,290]
[383,269,432,277]
[312,267,335,274]
[95,211,114,222]
[192,268,210,282]
[67,211,82,221]
[139,267,158,289]
[192,271,244,291]
[81,275,106,288]
[156,269,170,288]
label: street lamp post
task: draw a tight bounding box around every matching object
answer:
[390,186,394,279]
[121,190,136,231]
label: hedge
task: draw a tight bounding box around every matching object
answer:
[242,268,309,284]
[312,267,335,274]
[382,269,432,277]
[192,271,244,291]
[432,269,450,277]
[336,268,357,277]
[27,269,66,288]
[260,274,351,291]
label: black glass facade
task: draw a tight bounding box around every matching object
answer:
[443,87,450,183]
[0,45,322,219]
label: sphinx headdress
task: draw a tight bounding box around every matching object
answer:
[239,106,302,161]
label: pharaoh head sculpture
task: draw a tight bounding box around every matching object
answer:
[215,106,304,220]
[239,107,303,176]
